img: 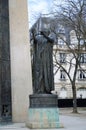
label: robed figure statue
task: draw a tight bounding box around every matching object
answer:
[28,28,60,129]
[32,30,54,94]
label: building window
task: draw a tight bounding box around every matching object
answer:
[60,70,66,80]
[78,70,86,80]
[80,53,86,63]
[59,87,67,99]
[77,88,86,99]
[60,53,66,63]
[58,25,65,33]
[58,38,64,45]
[80,39,84,45]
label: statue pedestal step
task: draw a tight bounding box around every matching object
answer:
[26,108,61,129]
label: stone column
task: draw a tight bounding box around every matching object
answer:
[9,0,32,122]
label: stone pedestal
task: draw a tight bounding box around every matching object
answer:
[26,94,61,129]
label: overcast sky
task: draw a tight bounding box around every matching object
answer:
[28,0,53,28]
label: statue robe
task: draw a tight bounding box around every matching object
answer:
[32,34,54,94]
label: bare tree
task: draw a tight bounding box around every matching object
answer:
[52,0,86,113]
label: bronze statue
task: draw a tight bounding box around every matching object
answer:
[32,30,54,94]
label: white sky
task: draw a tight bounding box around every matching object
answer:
[28,0,53,28]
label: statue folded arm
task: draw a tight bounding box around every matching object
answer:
[40,31,54,43]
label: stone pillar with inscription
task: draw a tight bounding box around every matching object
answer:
[0,0,32,123]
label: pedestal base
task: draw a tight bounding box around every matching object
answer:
[26,94,61,129]
[26,108,60,129]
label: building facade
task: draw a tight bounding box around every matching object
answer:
[53,28,86,99]
[54,44,86,99]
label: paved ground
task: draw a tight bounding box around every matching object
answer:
[0,108,86,130]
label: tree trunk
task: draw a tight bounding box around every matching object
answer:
[72,85,78,113]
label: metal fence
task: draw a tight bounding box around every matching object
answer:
[58,99,86,108]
